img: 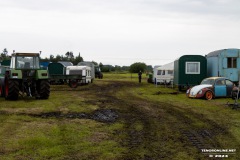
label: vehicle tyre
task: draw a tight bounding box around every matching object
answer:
[38,80,50,99]
[69,80,78,88]
[147,78,152,83]
[231,90,238,100]
[178,85,182,91]
[0,78,4,97]
[5,79,19,100]
[205,91,213,100]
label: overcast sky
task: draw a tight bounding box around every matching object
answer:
[1,0,240,66]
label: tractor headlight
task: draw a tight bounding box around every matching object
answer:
[12,73,18,78]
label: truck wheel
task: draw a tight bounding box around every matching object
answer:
[205,91,213,100]
[5,79,19,100]
[38,80,50,99]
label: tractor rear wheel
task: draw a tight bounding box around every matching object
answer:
[5,79,19,100]
[38,80,50,99]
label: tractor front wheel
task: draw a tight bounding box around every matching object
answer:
[5,79,19,100]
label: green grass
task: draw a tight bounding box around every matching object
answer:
[0,116,125,160]
[0,72,239,159]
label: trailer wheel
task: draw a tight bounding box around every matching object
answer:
[38,80,50,99]
[5,79,19,100]
[231,90,239,100]
[69,80,78,88]
[178,85,182,91]
[205,91,213,100]
[0,78,4,97]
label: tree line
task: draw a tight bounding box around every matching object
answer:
[1,48,152,73]
[42,52,84,65]
[0,49,84,65]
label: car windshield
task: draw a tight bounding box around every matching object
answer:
[200,78,215,85]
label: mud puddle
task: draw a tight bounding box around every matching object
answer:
[0,109,119,123]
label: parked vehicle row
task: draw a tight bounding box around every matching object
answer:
[151,54,207,90]
[150,48,240,100]
[0,51,104,100]
[48,62,93,88]
[47,61,103,88]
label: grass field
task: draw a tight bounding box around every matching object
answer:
[0,72,240,159]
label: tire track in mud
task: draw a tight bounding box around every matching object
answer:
[121,102,233,159]
[82,81,236,159]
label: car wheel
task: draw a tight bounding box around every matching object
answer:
[205,91,213,100]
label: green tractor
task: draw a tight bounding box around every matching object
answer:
[0,52,50,100]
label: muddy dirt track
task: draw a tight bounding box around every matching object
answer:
[3,80,234,159]
[51,80,238,159]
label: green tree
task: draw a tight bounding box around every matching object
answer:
[0,48,10,61]
[65,51,74,60]
[115,65,121,72]
[129,62,147,73]
[3,48,8,55]
[99,62,103,71]
[49,55,54,62]
[51,54,62,62]
[72,52,83,65]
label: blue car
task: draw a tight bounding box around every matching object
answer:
[186,77,236,100]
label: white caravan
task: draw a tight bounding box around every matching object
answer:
[152,65,161,82]
[66,66,92,84]
[154,62,174,84]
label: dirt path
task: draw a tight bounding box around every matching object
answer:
[76,80,237,159]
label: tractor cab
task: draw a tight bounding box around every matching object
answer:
[0,52,50,100]
[10,53,40,70]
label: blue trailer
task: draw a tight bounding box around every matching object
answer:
[206,48,240,83]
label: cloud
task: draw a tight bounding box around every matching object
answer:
[0,0,240,66]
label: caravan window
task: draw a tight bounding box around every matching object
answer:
[168,70,173,75]
[157,70,162,75]
[185,62,200,74]
[227,57,237,68]
[162,70,165,75]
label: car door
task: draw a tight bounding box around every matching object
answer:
[226,79,234,96]
[214,79,227,97]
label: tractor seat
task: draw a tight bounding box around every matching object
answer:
[24,62,31,69]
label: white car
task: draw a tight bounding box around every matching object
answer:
[186,77,235,100]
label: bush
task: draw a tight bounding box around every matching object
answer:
[129,62,147,73]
